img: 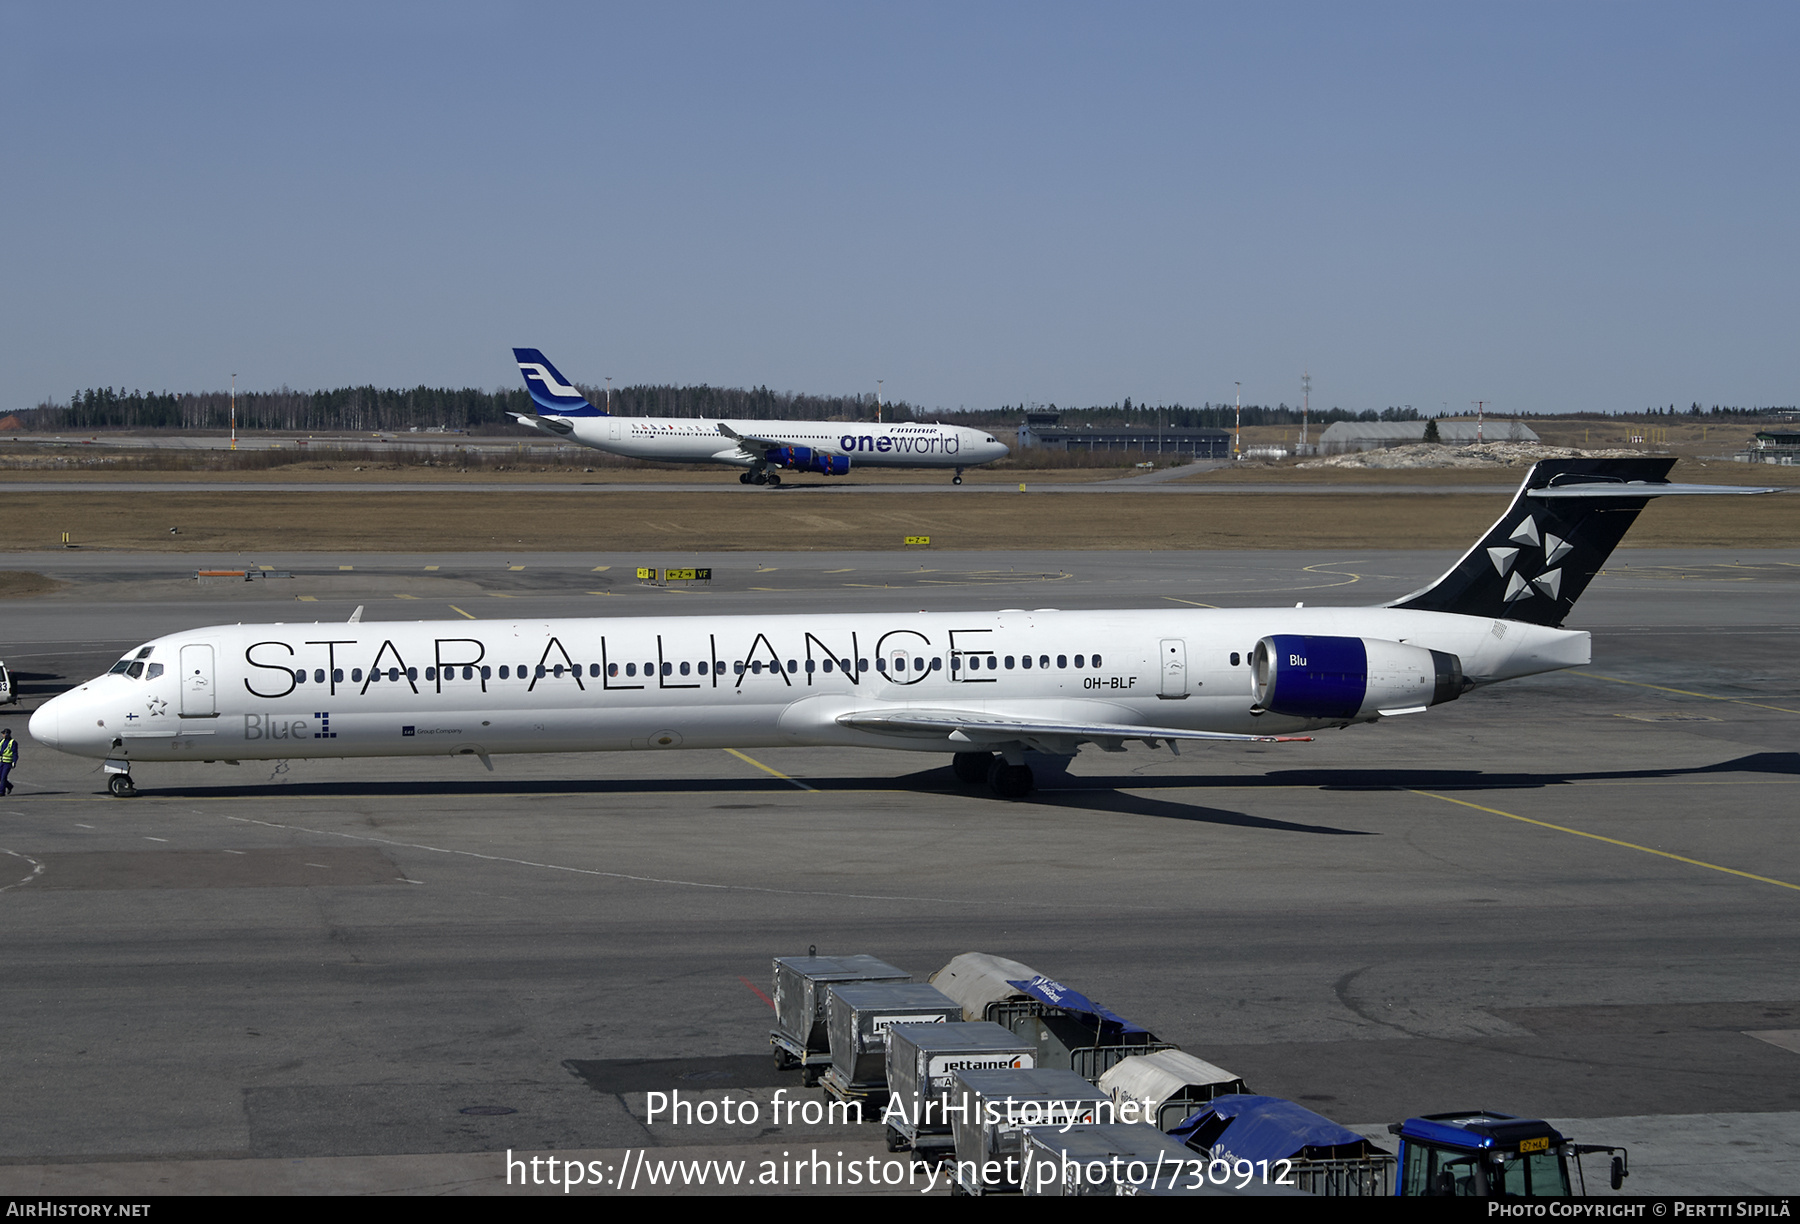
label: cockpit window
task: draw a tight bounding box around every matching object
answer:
[146,663,164,680]
[108,661,132,675]
[135,647,155,660]
[126,662,145,679]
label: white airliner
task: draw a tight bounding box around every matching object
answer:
[507,348,1009,485]
[29,459,1772,799]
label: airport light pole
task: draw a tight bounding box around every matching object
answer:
[1234,382,1242,460]
[230,373,237,451]
[1474,400,1486,444]
[877,380,883,424]
[1301,371,1311,450]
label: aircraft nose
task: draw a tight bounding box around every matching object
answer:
[28,697,60,750]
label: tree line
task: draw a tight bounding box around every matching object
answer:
[18,383,918,432]
[13,386,1790,434]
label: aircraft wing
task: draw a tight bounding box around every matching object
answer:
[717,422,786,453]
[835,708,1311,754]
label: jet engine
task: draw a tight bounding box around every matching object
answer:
[767,446,850,475]
[1251,635,1465,721]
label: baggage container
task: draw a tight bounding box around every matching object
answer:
[949,1067,1109,1194]
[823,982,958,1099]
[883,1021,1034,1158]
[1097,1049,1250,1130]
[770,953,908,1081]
[1172,1094,1394,1197]
[928,952,1042,1021]
[999,974,1176,1081]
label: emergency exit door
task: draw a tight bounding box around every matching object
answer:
[1159,639,1188,699]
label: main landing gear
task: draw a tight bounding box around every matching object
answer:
[951,751,1035,799]
[741,470,781,486]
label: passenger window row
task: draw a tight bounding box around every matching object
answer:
[283,651,1110,687]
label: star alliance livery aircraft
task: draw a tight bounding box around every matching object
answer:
[508,348,1009,485]
[30,459,1772,799]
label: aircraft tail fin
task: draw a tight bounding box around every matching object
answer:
[513,348,605,417]
[1390,457,1775,626]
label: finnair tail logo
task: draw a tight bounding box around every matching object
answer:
[518,363,585,401]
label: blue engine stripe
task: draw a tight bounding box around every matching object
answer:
[1265,634,1367,719]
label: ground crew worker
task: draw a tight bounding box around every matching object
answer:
[0,728,16,795]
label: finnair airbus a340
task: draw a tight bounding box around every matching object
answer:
[30,460,1771,799]
[508,348,1009,485]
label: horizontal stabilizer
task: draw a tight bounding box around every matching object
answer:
[837,708,1310,753]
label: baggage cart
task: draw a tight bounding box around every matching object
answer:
[1173,1094,1394,1197]
[948,1067,1109,1195]
[769,952,908,1085]
[884,1021,1034,1160]
[928,952,1043,1021]
[821,982,958,1109]
[1000,974,1177,1081]
[1097,1049,1250,1130]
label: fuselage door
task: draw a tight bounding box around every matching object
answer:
[609,417,621,441]
[180,644,216,716]
[1159,638,1188,699]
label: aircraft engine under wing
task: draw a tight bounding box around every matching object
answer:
[835,709,1312,754]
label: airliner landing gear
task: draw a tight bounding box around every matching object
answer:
[952,467,964,485]
[988,761,1035,799]
[740,471,754,484]
[766,471,781,487]
[751,471,769,485]
[108,773,137,798]
[952,751,996,785]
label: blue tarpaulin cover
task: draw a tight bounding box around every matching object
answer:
[1170,1095,1378,1162]
[1007,976,1151,1037]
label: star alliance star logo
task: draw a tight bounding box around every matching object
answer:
[1487,513,1572,604]
[147,697,168,717]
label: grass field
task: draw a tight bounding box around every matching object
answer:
[4,483,1789,553]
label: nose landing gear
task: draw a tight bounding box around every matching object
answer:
[952,466,965,485]
[107,773,137,797]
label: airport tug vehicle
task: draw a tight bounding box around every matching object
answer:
[1389,1111,1628,1197]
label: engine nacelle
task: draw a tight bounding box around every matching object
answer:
[1252,635,1465,721]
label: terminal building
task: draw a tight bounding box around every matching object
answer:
[1015,411,1232,459]
[1735,431,1800,465]
[1317,419,1539,454]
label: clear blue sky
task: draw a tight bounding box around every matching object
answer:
[3,2,1795,415]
